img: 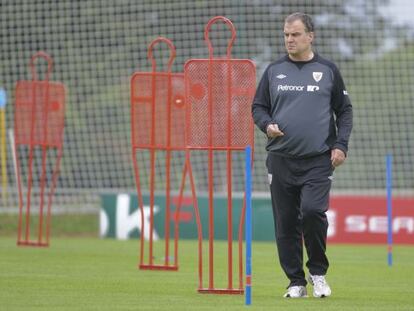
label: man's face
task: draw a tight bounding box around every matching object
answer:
[284,19,314,58]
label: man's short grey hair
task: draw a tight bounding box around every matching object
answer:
[285,12,314,33]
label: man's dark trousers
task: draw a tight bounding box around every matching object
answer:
[267,151,333,287]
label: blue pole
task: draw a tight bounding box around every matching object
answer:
[0,89,6,109]
[245,146,252,305]
[386,154,393,266]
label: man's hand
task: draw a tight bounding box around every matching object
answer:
[266,123,284,138]
[331,148,346,168]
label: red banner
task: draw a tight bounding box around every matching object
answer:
[327,196,414,244]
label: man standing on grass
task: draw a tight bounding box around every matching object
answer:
[252,12,353,298]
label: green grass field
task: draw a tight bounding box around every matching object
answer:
[1,236,413,310]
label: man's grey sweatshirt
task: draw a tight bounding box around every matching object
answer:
[252,54,353,158]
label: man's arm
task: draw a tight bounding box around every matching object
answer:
[331,65,353,157]
[252,67,273,133]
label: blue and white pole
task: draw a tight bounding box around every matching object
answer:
[0,88,7,203]
[0,89,6,108]
[386,154,393,267]
[245,146,252,305]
